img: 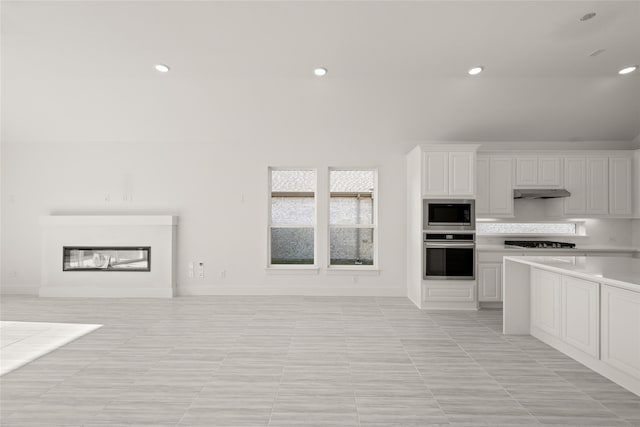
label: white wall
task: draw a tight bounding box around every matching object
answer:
[1,138,411,296]
[3,139,637,295]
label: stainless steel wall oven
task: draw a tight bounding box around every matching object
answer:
[423,232,475,280]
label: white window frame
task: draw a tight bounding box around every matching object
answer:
[327,167,379,270]
[267,167,318,269]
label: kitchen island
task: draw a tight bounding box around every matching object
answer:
[503,256,640,396]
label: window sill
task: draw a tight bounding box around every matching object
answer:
[326,266,380,275]
[266,266,320,275]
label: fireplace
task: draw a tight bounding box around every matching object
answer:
[40,215,177,298]
[63,247,151,272]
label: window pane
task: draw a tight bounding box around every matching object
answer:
[477,223,577,234]
[270,227,314,264]
[271,170,315,193]
[330,197,373,225]
[330,227,374,266]
[271,197,315,225]
[330,170,375,192]
[330,170,375,225]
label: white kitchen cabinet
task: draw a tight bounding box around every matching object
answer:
[422,151,449,196]
[563,155,633,217]
[531,267,561,338]
[564,156,608,216]
[561,276,599,358]
[515,156,562,188]
[449,151,476,197]
[601,284,640,380]
[478,263,502,302]
[422,150,475,198]
[476,156,514,217]
[609,156,633,217]
[489,157,514,216]
[476,157,490,214]
[586,157,609,215]
[407,144,480,310]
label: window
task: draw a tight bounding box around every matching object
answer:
[477,222,580,235]
[329,169,377,266]
[269,169,316,266]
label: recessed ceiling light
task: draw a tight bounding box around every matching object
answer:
[580,12,596,22]
[618,65,638,75]
[313,67,327,77]
[468,66,484,76]
[155,64,170,73]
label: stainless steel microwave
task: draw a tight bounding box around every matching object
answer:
[423,199,475,231]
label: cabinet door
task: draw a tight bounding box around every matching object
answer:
[489,157,514,216]
[515,157,538,187]
[449,152,475,197]
[538,156,562,187]
[601,285,640,379]
[422,152,449,196]
[561,276,599,358]
[531,268,561,337]
[564,157,587,215]
[478,263,502,302]
[586,157,608,215]
[609,157,633,216]
[476,157,490,215]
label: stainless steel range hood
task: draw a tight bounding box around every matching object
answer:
[513,189,571,199]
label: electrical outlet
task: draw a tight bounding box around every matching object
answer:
[221,270,226,278]
[198,262,205,278]
[188,262,194,278]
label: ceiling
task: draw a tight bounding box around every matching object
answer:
[2,1,640,145]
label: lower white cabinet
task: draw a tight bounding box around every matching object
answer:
[528,268,640,395]
[601,285,640,379]
[531,268,561,338]
[561,276,599,358]
[478,263,502,302]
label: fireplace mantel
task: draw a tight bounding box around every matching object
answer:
[40,215,178,227]
[40,215,178,298]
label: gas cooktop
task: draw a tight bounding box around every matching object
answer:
[504,240,576,249]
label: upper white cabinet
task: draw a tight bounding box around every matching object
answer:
[476,156,514,217]
[449,152,476,196]
[515,156,562,188]
[563,154,634,217]
[422,152,449,196]
[564,157,608,216]
[609,156,633,217]
[422,146,478,198]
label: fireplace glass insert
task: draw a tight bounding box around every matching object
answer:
[63,247,151,271]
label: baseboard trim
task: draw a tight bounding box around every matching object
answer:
[1,285,40,296]
[38,287,174,298]
[178,284,405,297]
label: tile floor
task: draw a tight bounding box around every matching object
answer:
[0,295,638,426]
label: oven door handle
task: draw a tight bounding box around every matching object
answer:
[424,242,475,247]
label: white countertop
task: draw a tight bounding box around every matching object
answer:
[477,244,639,254]
[503,256,640,292]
